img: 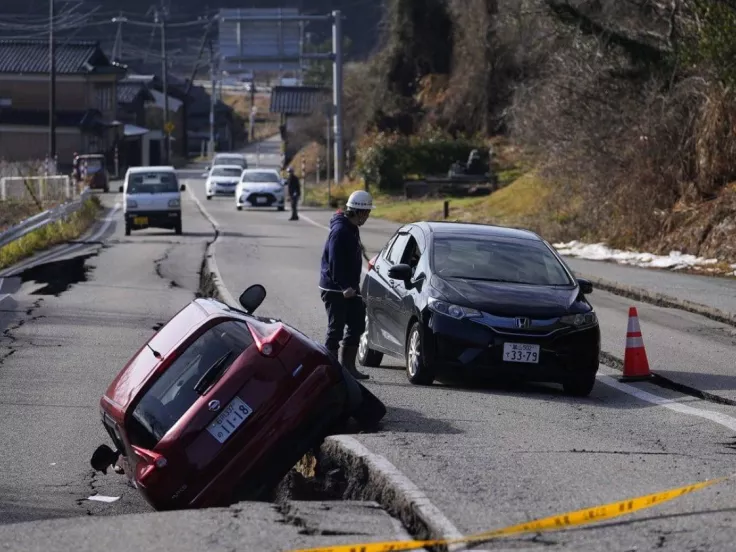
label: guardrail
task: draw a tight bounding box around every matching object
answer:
[0,187,91,250]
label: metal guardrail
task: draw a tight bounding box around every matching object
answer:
[0,187,91,250]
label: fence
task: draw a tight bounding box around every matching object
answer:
[0,176,74,204]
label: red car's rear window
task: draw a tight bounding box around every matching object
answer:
[127,320,254,449]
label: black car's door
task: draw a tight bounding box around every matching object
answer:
[362,232,398,351]
[372,230,411,354]
[388,229,427,354]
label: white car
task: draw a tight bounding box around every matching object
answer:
[235,169,286,211]
[205,165,243,199]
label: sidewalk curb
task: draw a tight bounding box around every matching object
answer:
[580,274,736,328]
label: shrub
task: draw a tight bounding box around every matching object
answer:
[354,130,487,191]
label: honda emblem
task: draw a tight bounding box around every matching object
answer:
[514,317,531,329]
[208,400,221,412]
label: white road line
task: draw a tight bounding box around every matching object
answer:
[185,185,239,308]
[300,213,329,231]
[596,369,736,432]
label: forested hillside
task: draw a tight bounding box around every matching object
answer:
[340,0,736,264]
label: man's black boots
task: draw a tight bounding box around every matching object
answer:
[340,345,370,380]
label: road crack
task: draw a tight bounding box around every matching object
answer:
[153,246,181,289]
[0,298,44,366]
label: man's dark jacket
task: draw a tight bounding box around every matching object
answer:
[287,174,301,197]
[319,212,362,292]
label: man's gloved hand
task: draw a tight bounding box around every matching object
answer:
[343,288,357,299]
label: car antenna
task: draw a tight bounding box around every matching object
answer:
[146,343,162,359]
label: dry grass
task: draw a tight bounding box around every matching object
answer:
[0,196,102,269]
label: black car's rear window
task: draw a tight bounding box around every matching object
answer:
[127,320,254,448]
[431,236,573,286]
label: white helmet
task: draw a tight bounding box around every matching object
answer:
[346,190,374,211]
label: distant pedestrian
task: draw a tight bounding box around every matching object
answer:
[319,190,375,380]
[286,167,301,221]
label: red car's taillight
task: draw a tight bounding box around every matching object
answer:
[367,254,378,271]
[247,321,291,358]
[131,445,167,482]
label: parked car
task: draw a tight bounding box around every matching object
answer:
[76,153,110,192]
[90,285,385,511]
[120,166,186,236]
[205,165,243,199]
[358,222,601,396]
[235,169,286,211]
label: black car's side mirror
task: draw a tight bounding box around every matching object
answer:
[239,284,267,314]
[118,185,124,193]
[388,263,412,282]
[180,184,186,191]
[577,278,593,295]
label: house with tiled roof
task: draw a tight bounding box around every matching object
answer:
[0,39,126,166]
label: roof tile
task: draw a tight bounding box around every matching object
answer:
[0,39,111,74]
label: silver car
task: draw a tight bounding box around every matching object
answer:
[235,169,286,211]
[206,165,243,199]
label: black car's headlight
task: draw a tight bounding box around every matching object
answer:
[428,298,481,320]
[560,312,598,327]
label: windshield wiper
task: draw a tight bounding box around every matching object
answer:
[451,276,531,284]
[194,350,234,395]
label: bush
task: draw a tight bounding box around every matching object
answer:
[354,130,487,191]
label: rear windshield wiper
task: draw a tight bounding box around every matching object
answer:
[194,350,234,395]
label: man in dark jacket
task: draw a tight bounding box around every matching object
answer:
[286,167,300,221]
[319,190,374,380]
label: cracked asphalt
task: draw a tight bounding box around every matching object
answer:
[182,137,736,550]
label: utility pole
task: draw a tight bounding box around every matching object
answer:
[331,10,344,184]
[208,39,216,158]
[156,6,171,165]
[112,13,124,62]
[49,0,56,161]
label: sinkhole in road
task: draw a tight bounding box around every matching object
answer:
[20,253,97,296]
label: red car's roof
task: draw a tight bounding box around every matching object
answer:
[103,298,234,416]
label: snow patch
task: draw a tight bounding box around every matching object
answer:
[553,241,733,273]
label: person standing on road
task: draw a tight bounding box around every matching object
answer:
[319,190,374,380]
[286,167,301,221]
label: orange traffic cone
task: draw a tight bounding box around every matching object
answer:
[620,306,652,381]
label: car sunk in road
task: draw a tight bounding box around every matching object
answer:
[235,168,286,211]
[90,285,385,511]
[358,222,601,396]
[205,165,243,199]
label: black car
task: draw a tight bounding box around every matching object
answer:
[358,222,601,396]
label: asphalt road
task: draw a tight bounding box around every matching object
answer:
[0,186,414,551]
[182,139,736,550]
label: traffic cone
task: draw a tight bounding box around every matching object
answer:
[620,306,652,381]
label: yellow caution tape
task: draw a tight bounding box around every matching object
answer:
[286,473,732,552]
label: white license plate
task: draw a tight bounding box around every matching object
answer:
[206,396,253,444]
[255,197,267,204]
[502,343,540,364]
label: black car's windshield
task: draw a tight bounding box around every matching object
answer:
[127,321,254,448]
[127,172,178,194]
[211,167,242,177]
[432,236,573,286]
[241,171,280,183]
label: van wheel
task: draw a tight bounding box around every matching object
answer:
[236,205,243,211]
[174,222,182,235]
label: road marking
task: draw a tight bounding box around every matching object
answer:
[184,184,239,308]
[596,369,736,432]
[300,213,329,231]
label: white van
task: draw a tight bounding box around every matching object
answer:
[120,166,185,236]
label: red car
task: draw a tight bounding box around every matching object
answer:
[90,285,385,511]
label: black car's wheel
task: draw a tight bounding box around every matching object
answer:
[406,321,435,385]
[563,368,597,397]
[358,314,383,368]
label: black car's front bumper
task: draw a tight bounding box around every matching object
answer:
[126,210,181,230]
[425,312,600,383]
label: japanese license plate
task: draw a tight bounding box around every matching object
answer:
[206,396,253,444]
[502,343,540,364]
[255,196,267,204]
[133,216,148,225]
